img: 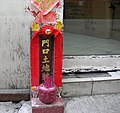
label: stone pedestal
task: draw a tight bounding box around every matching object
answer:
[32,98,64,113]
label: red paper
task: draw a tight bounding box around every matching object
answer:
[34,12,56,24]
[31,0,59,15]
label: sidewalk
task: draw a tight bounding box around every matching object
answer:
[65,93,120,113]
[0,101,31,113]
[0,93,120,113]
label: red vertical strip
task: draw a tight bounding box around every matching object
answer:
[30,33,40,86]
[54,30,63,87]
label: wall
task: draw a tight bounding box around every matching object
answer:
[0,0,33,89]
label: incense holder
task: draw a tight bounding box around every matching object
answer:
[38,84,57,104]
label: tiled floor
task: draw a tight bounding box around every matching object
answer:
[63,32,120,55]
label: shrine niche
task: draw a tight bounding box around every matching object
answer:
[28,0,64,108]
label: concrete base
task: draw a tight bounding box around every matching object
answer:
[62,71,120,97]
[0,89,30,101]
[32,98,64,113]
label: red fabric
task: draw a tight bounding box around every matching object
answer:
[30,25,62,87]
[30,32,40,86]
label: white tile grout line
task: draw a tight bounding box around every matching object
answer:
[91,79,94,95]
[62,78,93,83]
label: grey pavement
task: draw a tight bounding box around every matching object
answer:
[0,93,120,113]
[65,93,120,113]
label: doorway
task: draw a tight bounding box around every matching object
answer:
[63,0,120,55]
